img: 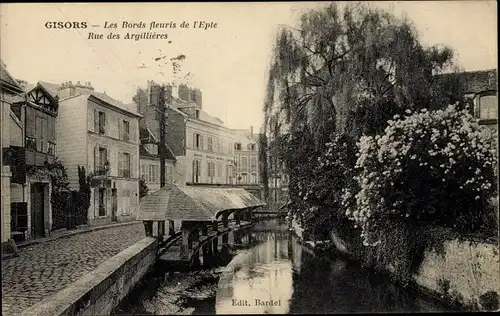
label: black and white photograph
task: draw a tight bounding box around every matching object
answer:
[0,1,498,315]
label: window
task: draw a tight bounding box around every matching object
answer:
[251,173,257,184]
[98,188,106,216]
[207,136,213,152]
[241,173,248,184]
[194,133,203,150]
[141,164,146,180]
[96,147,108,175]
[26,137,37,151]
[247,143,256,151]
[250,157,257,170]
[234,143,242,151]
[193,159,201,183]
[48,142,56,155]
[241,156,248,170]
[217,163,223,177]
[195,109,200,119]
[119,153,131,178]
[167,166,174,184]
[35,116,47,152]
[95,110,106,134]
[207,161,215,178]
[121,120,130,141]
[478,95,498,120]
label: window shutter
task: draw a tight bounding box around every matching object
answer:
[193,133,196,149]
[94,109,98,132]
[94,146,98,171]
[104,112,108,134]
[118,119,122,140]
[192,160,195,182]
[200,135,204,150]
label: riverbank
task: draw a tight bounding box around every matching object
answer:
[289,217,499,312]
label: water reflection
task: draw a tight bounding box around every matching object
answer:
[115,219,458,315]
[216,231,293,314]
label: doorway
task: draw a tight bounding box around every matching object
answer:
[111,189,117,222]
[30,183,45,239]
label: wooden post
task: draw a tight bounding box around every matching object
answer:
[158,221,165,240]
[143,221,153,237]
[212,237,219,254]
[180,222,190,260]
[235,210,241,226]
[223,211,229,228]
[168,220,175,235]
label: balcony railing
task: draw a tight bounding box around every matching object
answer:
[119,169,131,178]
[2,146,26,184]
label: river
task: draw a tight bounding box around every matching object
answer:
[113,218,459,315]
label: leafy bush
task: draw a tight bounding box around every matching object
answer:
[139,177,149,199]
[344,104,498,247]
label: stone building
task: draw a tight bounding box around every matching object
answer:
[9,81,60,241]
[1,60,25,244]
[54,81,142,225]
[136,82,236,186]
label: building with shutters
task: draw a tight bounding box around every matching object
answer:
[136,82,236,186]
[54,81,142,226]
[1,60,25,244]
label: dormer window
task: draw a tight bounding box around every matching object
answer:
[475,92,498,120]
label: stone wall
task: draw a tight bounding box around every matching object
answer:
[20,237,158,316]
[322,227,500,311]
[414,239,500,311]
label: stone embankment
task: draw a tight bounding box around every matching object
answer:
[289,217,500,311]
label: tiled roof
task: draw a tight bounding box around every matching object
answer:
[139,127,176,160]
[89,90,142,118]
[38,81,60,98]
[437,69,497,94]
[137,184,265,221]
[0,60,24,93]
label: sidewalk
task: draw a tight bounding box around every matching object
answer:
[2,221,143,260]
[1,221,146,316]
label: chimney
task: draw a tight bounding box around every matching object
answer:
[171,85,179,99]
[250,126,254,139]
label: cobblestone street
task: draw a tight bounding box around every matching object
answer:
[1,223,146,316]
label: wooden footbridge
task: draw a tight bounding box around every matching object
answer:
[137,184,266,269]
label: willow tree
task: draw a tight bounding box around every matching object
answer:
[263,2,461,234]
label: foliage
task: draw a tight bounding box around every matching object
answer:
[262,2,462,235]
[139,177,149,199]
[344,104,497,246]
[258,133,270,202]
[26,157,71,230]
[78,165,92,212]
[342,104,497,283]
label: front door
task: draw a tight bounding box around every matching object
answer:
[111,189,117,221]
[31,183,45,239]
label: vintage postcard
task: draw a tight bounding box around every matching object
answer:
[1,1,498,315]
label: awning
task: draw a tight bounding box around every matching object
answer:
[137,184,266,221]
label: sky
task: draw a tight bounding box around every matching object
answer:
[1,1,497,130]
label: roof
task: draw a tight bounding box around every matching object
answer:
[38,81,60,98]
[139,127,176,160]
[437,69,498,94]
[89,91,142,118]
[139,144,176,161]
[0,60,24,93]
[137,184,265,221]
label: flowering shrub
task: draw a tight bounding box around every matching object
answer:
[344,104,498,246]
